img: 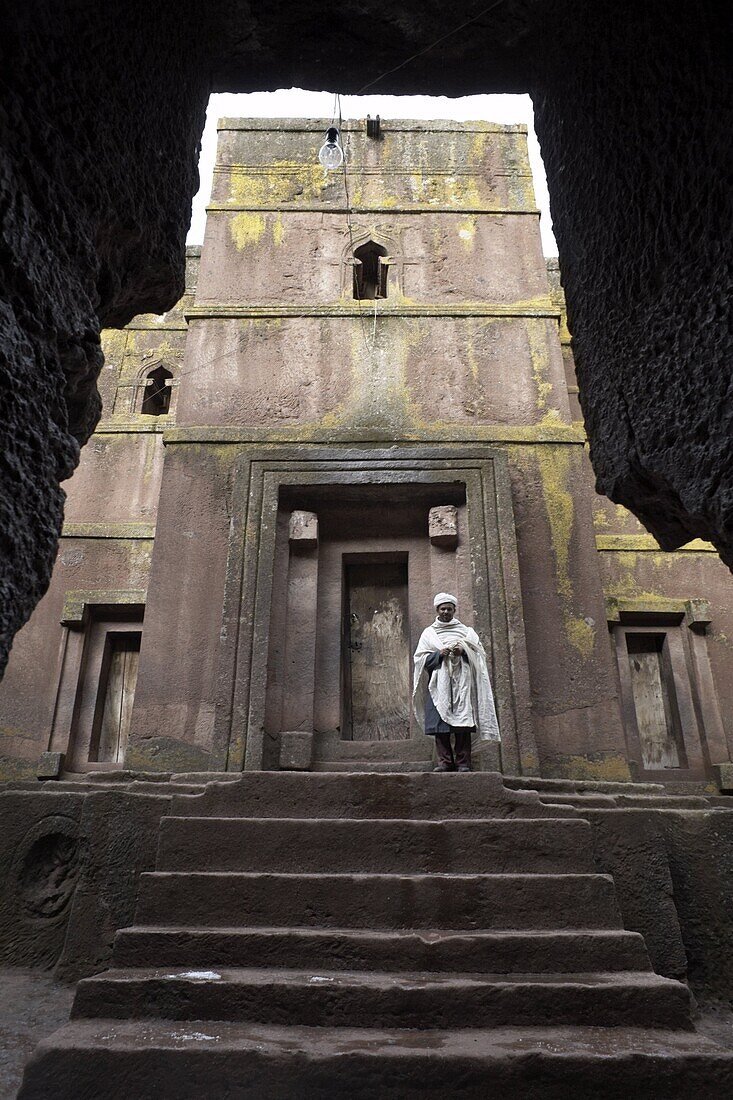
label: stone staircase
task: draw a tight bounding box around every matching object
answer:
[19,772,733,1098]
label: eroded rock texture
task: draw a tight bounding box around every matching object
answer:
[0,3,208,673]
[532,1,733,559]
[0,0,731,673]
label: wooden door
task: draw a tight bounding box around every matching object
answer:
[627,633,681,769]
[345,562,410,740]
[93,633,141,763]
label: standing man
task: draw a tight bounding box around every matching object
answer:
[413,593,500,772]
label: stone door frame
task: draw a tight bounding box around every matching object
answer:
[211,446,536,776]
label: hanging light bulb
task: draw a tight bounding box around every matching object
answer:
[318,126,344,169]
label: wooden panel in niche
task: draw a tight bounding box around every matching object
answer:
[91,633,141,764]
[626,633,682,769]
[344,561,410,741]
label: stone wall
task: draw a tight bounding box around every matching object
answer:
[1,1,731,686]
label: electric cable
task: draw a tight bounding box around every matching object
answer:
[354,0,507,96]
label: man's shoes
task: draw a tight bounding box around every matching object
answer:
[456,764,472,772]
[433,763,454,772]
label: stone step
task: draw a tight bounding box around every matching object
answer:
[21,1020,733,1099]
[113,926,652,974]
[313,739,431,762]
[170,771,577,820]
[314,760,432,772]
[612,795,713,809]
[537,793,619,807]
[504,777,666,796]
[171,772,242,784]
[540,794,715,811]
[157,815,595,874]
[134,871,622,931]
[71,967,692,1030]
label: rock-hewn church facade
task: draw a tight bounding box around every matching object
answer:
[2,117,732,790]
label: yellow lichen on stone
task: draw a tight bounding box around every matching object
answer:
[538,408,564,429]
[227,162,325,207]
[537,447,574,603]
[466,333,480,381]
[560,754,632,782]
[230,212,266,250]
[272,214,285,247]
[471,131,488,164]
[536,447,597,658]
[565,616,596,659]
[323,316,424,435]
[458,216,477,250]
[593,507,610,530]
[527,321,553,412]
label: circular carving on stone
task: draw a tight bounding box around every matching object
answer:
[11,815,82,922]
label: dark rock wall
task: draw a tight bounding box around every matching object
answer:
[1,0,731,674]
[0,3,209,674]
[532,1,733,560]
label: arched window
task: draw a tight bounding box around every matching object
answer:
[141,365,173,416]
[353,241,389,300]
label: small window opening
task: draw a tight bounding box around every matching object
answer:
[353,241,389,300]
[141,365,173,415]
[626,633,686,769]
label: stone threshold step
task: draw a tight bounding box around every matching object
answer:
[504,777,666,796]
[135,871,622,931]
[157,815,594,874]
[169,772,579,821]
[113,925,652,974]
[313,739,431,762]
[20,1020,733,1100]
[539,793,714,809]
[72,968,691,1030]
[314,762,432,772]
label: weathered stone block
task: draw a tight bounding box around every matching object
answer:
[713,762,733,792]
[0,790,85,969]
[429,505,458,548]
[289,510,318,549]
[279,731,313,771]
[37,752,64,780]
[585,808,688,981]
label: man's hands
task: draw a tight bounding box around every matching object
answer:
[440,645,463,658]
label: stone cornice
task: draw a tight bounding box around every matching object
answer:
[206,203,539,216]
[61,588,147,625]
[184,302,559,321]
[61,523,156,540]
[163,424,584,446]
[93,420,169,434]
[122,319,188,331]
[217,119,529,134]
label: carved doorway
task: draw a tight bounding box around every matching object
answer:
[342,560,410,741]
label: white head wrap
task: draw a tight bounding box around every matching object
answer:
[433,592,457,609]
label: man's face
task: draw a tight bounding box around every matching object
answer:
[436,602,456,623]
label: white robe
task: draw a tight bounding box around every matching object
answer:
[412,619,500,751]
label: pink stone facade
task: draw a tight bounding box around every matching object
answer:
[1,119,732,787]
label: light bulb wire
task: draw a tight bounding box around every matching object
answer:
[335,94,381,359]
[169,105,377,390]
[354,0,507,96]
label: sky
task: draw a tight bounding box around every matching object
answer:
[187,90,557,256]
